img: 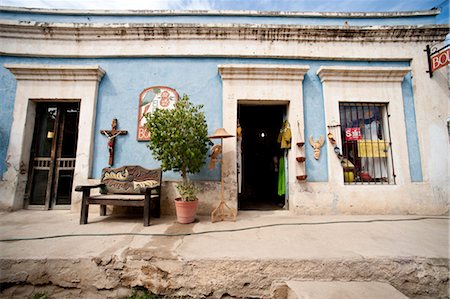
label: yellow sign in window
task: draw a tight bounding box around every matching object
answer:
[357,140,388,157]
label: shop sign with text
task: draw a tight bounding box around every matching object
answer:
[431,47,450,72]
[345,127,362,141]
[426,43,450,77]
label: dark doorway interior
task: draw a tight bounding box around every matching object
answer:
[25,101,80,209]
[238,104,286,210]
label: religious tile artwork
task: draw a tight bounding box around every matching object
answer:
[137,86,179,141]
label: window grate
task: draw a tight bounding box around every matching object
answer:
[339,103,395,185]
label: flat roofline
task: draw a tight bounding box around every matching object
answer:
[2,19,448,30]
[1,19,447,46]
[0,5,441,18]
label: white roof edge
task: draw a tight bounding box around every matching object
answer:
[1,19,448,30]
[0,5,441,18]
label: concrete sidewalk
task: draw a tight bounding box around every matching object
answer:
[0,210,448,298]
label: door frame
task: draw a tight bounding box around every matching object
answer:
[237,102,289,210]
[218,64,309,213]
[25,102,80,210]
[1,64,104,211]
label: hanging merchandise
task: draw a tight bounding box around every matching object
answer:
[327,132,343,160]
[327,131,355,182]
[309,135,325,160]
[360,119,388,179]
[357,140,388,158]
[236,120,243,194]
[236,120,242,138]
[277,120,292,149]
[209,144,222,170]
[277,156,285,196]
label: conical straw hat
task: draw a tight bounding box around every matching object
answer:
[208,128,234,139]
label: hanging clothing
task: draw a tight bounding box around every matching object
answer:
[277,120,292,149]
[357,140,388,158]
[360,120,388,179]
[277,156,285,196]
[236,135,242,194]
[236,124,242,138]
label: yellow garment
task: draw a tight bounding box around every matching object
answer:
[236,126,242,138]
[357,140,388,157]
[277,121,292,149]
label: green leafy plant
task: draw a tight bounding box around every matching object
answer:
[124,286,193,299]
[176,181,200,201]
[28,293,50,299]
[144,94,212,202]
[126,287,159,299]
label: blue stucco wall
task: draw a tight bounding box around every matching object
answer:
[0,64,17,179]
[402,73,423,182]
[0,56,420,183]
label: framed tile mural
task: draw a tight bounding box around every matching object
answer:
[137,86,179,141]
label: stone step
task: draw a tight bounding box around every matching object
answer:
[286,281,409,299]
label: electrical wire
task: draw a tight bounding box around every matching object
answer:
[0,216,447,242]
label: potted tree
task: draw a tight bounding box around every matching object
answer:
[144,94,212,223]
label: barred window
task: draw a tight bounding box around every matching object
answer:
[339,103,395,185]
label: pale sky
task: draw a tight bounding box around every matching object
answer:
[1,0,448,12]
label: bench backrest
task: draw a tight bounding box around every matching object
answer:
[100,165,161,194]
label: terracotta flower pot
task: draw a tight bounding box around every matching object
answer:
[174,198,198,224]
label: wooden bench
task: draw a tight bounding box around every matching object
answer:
[75,166,161,226]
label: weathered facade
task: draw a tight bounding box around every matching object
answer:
[0,6,448,216]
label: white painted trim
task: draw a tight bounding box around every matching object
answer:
[0,20,447,60]
[0,6,440,18]
[4,64,105,81]
[0,64,104,211]
[317,66,412,82]
[0,20,447,43]
[218,64,309,81]
[218,64,309,213]
[317,66,411,196]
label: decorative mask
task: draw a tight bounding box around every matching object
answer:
[309,135,325,160]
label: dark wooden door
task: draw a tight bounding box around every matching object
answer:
[26,102,80,209]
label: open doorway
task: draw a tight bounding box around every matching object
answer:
[25,101,80,210]
[238,103,287,210]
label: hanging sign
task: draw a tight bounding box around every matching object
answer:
[345,127,362,141]
[137,86,179,141]
[431,47,450,72]
[425,44,450,78]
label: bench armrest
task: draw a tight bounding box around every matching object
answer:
[139,185,161,195]
[75,183,106,192]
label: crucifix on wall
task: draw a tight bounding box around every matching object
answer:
[100,118,128,166]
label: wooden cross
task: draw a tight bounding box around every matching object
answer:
[100,118,128,166]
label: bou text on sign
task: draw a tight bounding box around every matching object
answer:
[431,47,450,72]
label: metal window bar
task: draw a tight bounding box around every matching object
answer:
[339,103,394,185]
[385,104,396,184]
